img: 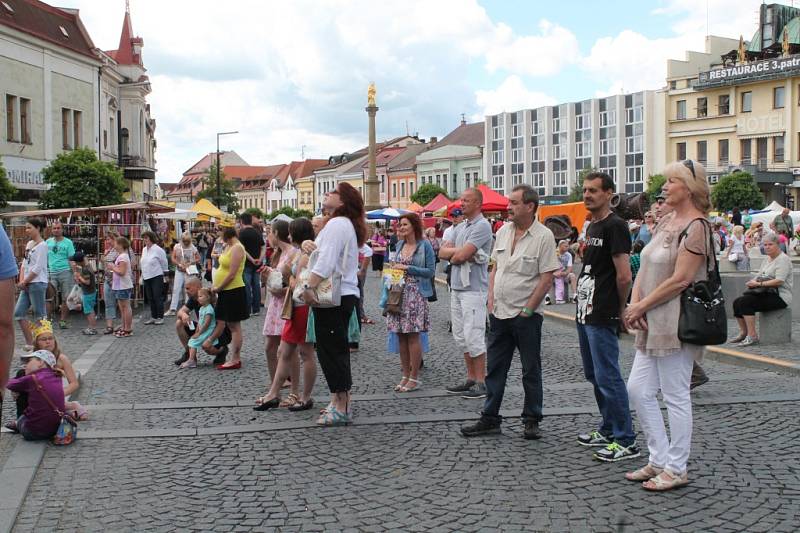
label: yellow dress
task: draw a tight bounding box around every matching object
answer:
[213,242,245,290]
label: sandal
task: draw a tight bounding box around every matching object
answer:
[642,470,690,491]
[114,330,133,338]
[320,402,333,414]
[399,378,421,392]
[625,464,663,482]
[316,407,351,426]
[280,393,300,408]
[729,333,747,344]
[103,327,114,335]
[288,398,314,412]
[393,376,409,392]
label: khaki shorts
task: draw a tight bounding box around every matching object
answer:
[50,269,75,298]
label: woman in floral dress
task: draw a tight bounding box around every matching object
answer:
[382,213,436,392]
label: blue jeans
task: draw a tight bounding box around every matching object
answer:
[576,323,635,446]
[14,281,48,320]
[243,263,261,314]
[104,279,117,320]
[482,313,544,423]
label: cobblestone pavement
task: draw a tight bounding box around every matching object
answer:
[4,273,799,531]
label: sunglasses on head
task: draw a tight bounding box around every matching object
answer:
[682,159,696,179]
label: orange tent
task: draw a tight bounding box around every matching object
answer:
[407,202,424,213]
[537,201,588,229]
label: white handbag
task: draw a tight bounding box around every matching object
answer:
[293,238,350,308]
[266,269,284,291]
[727,252,739,263]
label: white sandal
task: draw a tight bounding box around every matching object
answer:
[625,464,663,481]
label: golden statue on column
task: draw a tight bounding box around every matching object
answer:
[367,82,377,107]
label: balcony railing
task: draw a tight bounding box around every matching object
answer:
[121,155,153,169]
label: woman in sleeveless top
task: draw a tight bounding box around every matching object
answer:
[623,160,715,491]
[209,227,248,370]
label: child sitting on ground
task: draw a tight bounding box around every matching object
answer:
[5,349,64,440]
[71,251,98,335]
[181,288,217,369]
[31,319,88,420]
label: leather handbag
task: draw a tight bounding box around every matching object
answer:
[677,219,727,346]
[280,288,293,320]
[743,276,779,297]
[385,284,404,315]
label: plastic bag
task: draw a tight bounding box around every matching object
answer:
[66,284,83,311]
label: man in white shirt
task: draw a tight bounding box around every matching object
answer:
[461,185,558,440]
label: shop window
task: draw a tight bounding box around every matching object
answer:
[774,135,785,163]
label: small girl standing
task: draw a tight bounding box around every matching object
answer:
[181,288,217,369]
[5,349,64,440]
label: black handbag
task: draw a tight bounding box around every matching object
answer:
[677,219,728,345]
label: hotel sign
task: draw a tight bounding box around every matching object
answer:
[696,55,800,88]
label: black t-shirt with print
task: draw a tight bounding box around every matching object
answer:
[238,226,264,261]
[576,213,631,325]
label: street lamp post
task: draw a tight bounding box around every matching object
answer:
[216,131,238,209]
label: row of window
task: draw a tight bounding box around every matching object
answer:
[675,87,789,121]
[5,93,83,150]
[676,136,786,165]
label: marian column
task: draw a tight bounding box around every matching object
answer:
[364,82,381,211]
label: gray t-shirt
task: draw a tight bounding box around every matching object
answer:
[450,215,493,292]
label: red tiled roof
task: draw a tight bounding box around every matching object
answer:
[0,0,97,60]
[107,9,142,66]
[223,166,271,180]
[289,159,328,180]
[363,146,406,169]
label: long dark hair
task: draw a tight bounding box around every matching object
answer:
[290,217,315,247]
[332,182,367,246]
[269,220,290,267]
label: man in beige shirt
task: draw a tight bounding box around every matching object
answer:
[461,184,559,440]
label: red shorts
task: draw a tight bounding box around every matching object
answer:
[281,304,309,344]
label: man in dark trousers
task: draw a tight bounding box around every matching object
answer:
[238,212,265,316]
[575,171,639,463]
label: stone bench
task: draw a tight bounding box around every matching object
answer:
[758,308,792,344]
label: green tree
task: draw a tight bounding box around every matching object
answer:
[0,157,17,208]
[711,171,765,212]
[568,167,598,202]
[267,206,295,220]
[410,184,448,207]
[196,162,239,214]
[293,209,314,219]
[243,207,264,220]
[39,148,125,209]
[646,174,666,203]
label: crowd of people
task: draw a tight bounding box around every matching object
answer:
[0,158,796,494]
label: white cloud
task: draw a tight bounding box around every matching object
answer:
[583,0,765,95]
[473,75,557,118]
[56,0,577,181]
[485,20,580,77]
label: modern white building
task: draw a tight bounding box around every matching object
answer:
[484,91,665,200]
[0,0,156,202]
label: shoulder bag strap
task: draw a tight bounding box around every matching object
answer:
[31,373,65,418]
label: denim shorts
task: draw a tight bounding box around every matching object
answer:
[114,288,132,301]
[81,292,97,315]
[14,281,48,320]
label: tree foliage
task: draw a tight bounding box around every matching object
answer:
[646,174,666,203]
[39,148,125,209]
[196,162,240,214]
[0,157,17,208]
[410,184,448,207]
[264,206,314,220]
[568,167,598,202]
[711,171,765,212]
[243,207,264,220]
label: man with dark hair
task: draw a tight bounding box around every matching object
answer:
[238,212,265,316]
[461,185,558,439]
[575,171,639,462]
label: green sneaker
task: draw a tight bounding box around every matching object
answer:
[577,430,612,447]
[59,320,68,329]
[593,442,641,462]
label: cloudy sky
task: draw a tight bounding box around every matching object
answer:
[59,0,767,182]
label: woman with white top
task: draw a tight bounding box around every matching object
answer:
[14,218,49,350]
[166,232,200,315]
[140,231,169,325]
[300,183,364,426]
[726,225,749,271]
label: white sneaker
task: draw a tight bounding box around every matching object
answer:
[164,310,176,317]
[153,319,164,325]
[143,318,155,325]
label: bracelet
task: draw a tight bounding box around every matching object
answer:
[522,307,532,316]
